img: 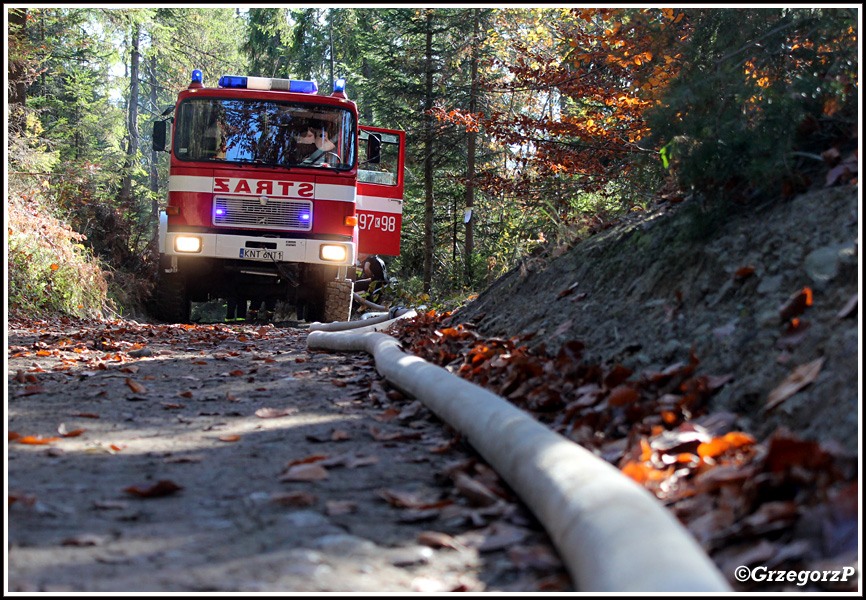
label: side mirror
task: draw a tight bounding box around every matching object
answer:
[153,120,167,152]
[366,133,381,164]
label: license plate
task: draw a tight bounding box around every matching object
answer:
[239,248,283,261]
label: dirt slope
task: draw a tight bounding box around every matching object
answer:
[454,185,859,452]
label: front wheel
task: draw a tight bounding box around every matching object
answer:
[323,279,354,323]
[154,270,191,323]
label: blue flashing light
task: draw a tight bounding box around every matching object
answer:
[333,78,347,93]
[191,69,203,84]
[219,75,247,88]
[215,208,226,217]
[299,213,311,221]
[289,80,318,94]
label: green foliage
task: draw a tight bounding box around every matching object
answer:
[645,8,858,203]
[7,179,110,318]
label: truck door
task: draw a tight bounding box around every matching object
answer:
[357,127,404,256]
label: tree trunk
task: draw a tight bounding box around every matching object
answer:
[118,23,141,205]
[148,47,160,260]
[422,9,435,295]
[7,8,28,136]
[464,8,479,289]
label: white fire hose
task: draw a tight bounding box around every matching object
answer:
[306,313,731,592]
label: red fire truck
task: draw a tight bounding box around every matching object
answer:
[151,69,404,323]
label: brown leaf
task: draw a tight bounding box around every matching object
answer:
[331,429,350,442]
[765,357,825,411]
[552,319,572,337]
[9,431,21,441]
[254,407,298,419]
[279,463,329,482]
[556,281,580,299]
[61,533,110,546]
[218,434,241,442]
[325,500,357,515]
[125,378,147,394]
[72,412,100,419]
[162,454,204,464]
[779,287,813,322]
[607,385,640,407]
[733,265,755,279]
[124,479,182,498]
[453,472,499,507]
[417,530,466,551]
[271,491,318,507]
[17,385,46,396]
[369,425,423,442]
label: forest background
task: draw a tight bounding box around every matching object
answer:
[5,7,859,319]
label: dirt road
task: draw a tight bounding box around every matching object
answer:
[6,316,572,593]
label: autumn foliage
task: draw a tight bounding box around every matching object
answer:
[389,310,857,584]
[435,8,857,211]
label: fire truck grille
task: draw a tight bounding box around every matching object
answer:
[213,196,313,231]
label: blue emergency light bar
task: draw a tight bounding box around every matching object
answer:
[218,75,318,94]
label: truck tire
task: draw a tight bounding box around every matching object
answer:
[323,279,354,323]
[155,270,191,323]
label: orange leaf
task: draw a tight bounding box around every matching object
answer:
[50,263,59,270]
[17,435,60,445]
[125,378,147,394]
[218,434,241,442]
[697,432,755,459]
[58,423,85,437]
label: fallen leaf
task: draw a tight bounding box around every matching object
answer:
[125,378,147,394]
[61,533,109,546]
[17,385,46,396]
[836,294,857,319]
[9,432,21,441]
[279,463,329,482]
[325,500,357,515]
[124,479,182,498]
[417,530,466,551]
[369,425,423,442]
[72,412,100,419]
[779,287,813,322]
[734,265,755,279]
[765,357,825,411]
[557,282,580,299]
[453,472,499,506]
[552,319,572,337]
[162,454,204,464]
[254,407,298,419]
[17,435,60,445]
[57,423,85,438]
[271,491,318,506]
[218,434,241,442]
[607,385,640,407]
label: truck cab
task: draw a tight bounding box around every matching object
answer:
[152,70,404,323]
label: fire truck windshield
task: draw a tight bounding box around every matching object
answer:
[174,97,356,170]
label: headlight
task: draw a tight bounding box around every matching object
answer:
[320,244,348,262]
[174,236,202,253]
